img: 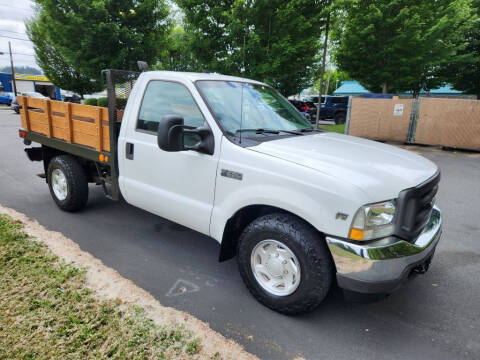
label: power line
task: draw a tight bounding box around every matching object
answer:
[0,35,32,42]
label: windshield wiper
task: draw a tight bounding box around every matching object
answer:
[236,128,280,134]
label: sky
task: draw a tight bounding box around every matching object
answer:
[0,0,38,70]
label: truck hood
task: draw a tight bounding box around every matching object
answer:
[249,132,438,201]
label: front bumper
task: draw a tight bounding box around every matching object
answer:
[326,206,442,294]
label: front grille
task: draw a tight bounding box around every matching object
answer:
[395,171,440,241]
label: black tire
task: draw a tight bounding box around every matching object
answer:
[237,213,333,315]
[334,112,346,124]
[47,155,88,212]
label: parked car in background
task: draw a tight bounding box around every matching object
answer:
[11,96,20,113]
[63,94,81,103]
[289,99,317,123]
[307,95,348,124]
[11,92,47,113]
[22,92,48,99]
[0,91,14,105]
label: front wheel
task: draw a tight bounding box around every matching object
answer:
[47,155,88,212]
[334,112,346,124]
[237,213,333,315]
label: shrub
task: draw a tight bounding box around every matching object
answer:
[83,98,97,106]
[97,97,108,107]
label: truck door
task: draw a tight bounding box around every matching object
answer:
[118,80,219,235]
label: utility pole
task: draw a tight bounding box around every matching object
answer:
[325,68,331,95]
[315,12,330,129]
[9,42,17,95]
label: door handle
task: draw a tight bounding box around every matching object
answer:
[126,142,134,160]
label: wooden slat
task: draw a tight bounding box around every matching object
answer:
[72,119,97,136]
[102,132,110,152]
[71,103,97,119]
[19,96,30,130]
[95,107,103,151]
[29,121,48,135]
[65,102,73,143]
[50,100,66,113]
[72,131,98,149]
[51,114,67,129]
[45,101,53,137]
[27,97,47,110]
[52,126,68,141]
[28,110,48,125]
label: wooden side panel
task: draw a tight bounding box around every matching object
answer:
[21,96,114,153]
[27,97,47,111]
[28,110,48,125]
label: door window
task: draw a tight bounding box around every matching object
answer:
[137,81,206,133]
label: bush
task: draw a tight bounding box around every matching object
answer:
[83,98,97,106]
[96,97,128,109]
[97,97,108,107]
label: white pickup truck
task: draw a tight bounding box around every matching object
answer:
[19,70,442,314]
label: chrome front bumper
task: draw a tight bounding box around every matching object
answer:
[326,206,442,294]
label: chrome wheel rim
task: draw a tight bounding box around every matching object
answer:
[51,168,68,201]
[250,239,301,296]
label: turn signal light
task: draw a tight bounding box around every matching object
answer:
[349,228,364,240]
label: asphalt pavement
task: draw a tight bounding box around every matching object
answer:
[1,108,479,360]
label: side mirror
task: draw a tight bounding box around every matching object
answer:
[157,115,184,152]
[157,115,215,155]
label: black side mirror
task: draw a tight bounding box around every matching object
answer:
[157,115,215,155]
[157,115,184,152]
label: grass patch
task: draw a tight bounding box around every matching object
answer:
[318,124,346,134]
[0,214,202,359]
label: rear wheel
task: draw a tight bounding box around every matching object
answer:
[47,155,88,212]
[237,213,333,315]
[334,112,346,124]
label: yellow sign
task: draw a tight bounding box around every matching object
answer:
[14,74,50,82]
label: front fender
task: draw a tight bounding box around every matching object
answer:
[210,137,367,243]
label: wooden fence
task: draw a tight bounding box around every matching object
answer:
[347,97,480,151]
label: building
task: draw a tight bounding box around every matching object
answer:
[333,80,468,98]
[0,72,61,99]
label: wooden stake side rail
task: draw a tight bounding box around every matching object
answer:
[18,96,123,153]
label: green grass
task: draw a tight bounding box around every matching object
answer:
[0,214,202,359]
[318,124,346,134]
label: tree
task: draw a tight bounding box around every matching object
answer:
[334,0,469,95]
[441,1,480,98]
[314,69,350,95]
[156,25,204,72]
[27,21,98,97]
[176,0,330,96]
[27,0,171,94]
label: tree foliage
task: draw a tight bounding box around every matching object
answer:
[27,0,170,95]
[176,0,330,96]
[334,0,469,95]
[440,1,480,98]
[27,21,98,96]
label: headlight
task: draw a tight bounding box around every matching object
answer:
[349,200,396,241]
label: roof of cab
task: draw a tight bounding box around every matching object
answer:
[141,71,265,85]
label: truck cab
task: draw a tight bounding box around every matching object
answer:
[19,70,442,314]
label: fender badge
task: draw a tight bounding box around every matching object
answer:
[336,212,349,220]
[221,169,243,181]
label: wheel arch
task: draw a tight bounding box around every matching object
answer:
[218,204,326,262]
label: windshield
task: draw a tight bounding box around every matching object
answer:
[196,81,312,134]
